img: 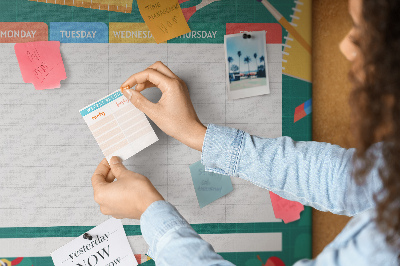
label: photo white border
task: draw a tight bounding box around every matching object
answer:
[224,30,270,100]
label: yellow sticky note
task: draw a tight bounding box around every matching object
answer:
[137,0,191,43]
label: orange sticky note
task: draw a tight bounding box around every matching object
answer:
[14,41,67,90]
[137,0,191,43]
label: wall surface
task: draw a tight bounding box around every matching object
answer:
[312,0,353,257]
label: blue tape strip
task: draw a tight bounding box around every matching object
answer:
[80,91,122,117]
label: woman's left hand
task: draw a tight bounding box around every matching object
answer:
[91,157,164,220]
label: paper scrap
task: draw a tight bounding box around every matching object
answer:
[189,160,233,208]
[294,99,312,123]
[51,218,138,266]
[134,254,153,264]
[256,255,286,266]
[137,0,191,43]
[179,0,221,22]
[28,0,134,13]
[14,41,67,90]
[269,191,304,224]
[79,90,158,162]
[0,258,33,266]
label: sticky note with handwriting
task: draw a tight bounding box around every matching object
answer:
[79,90,158,162]
[189,160,233,208]
[137,0,191,43]
[51,218,138,266]
[14,41,67,90]
[269,191,304,224]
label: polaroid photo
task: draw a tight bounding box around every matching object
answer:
[224,30,270,100]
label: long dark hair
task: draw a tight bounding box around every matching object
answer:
[350,0,400,252]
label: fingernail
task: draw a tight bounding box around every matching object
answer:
[124,89,133,100]
[110,156,122,165]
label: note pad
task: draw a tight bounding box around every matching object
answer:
[79,90,158,162]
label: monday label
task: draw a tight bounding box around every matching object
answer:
[0,22,48,43]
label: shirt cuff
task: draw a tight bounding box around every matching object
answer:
[140,200,190,260]
[201,124,245,176]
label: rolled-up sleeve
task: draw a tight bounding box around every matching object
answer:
[201,124,382,216]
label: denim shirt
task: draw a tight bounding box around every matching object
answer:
[140,124,399,265]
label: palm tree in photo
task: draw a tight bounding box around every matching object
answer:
[227,56,233,73]
[231,64,239,73]
[244,56,251,77]
[237,51,242,76]
[260,55,266,76]
[260,55,265,68]
[253,53,258,74]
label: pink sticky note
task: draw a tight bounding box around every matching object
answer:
[14,41,67,90]
[269,191,304,224]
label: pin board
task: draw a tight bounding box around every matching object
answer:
[0,0,312,265]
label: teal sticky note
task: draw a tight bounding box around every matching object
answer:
[189,160,233,208]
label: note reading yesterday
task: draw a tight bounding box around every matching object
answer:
[51,218,138,266]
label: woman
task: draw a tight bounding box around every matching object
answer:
[91,0,400,264]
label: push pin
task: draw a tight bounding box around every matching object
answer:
[243,33,251,39]
[120,85,130,93]
[83,233,94,240]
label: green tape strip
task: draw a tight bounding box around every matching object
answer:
[0,211,311,238]
[4,251,296,266]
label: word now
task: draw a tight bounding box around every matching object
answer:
[76,245,111,266]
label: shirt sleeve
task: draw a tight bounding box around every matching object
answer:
[140,200,235,266]
[201,124,383,216]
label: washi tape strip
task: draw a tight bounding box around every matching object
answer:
[294,98,312,123]
[134,254,152,264]
[28,0,134,13]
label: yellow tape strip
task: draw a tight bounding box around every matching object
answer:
[28,0,133,13]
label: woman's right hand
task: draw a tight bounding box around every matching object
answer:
[120,61,207,152]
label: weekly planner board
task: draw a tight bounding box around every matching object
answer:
[0,0,312,265]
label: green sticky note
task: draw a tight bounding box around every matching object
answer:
[189,160,233,208]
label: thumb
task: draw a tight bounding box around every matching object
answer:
[109,156,129,178]
[122,88,155,116]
